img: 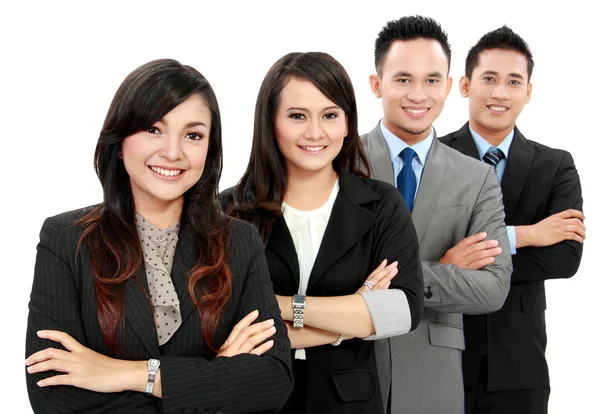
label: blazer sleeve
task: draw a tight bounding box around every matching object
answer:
[160,222,293,414]
[421,168,513,314]
[366,186,424,331]
[511,151,584,282]
[26,217,144,414]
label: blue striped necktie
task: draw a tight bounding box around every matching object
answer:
[397,148,417,212]
[483,148,505,170]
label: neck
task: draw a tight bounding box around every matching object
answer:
[383,118,432,146]
[133,192,183,230]
[469,121,513,148]
[284,164,338,211]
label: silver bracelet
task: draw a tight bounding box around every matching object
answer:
[331,334,344,346]
[145,359,160,396]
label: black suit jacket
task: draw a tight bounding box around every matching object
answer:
[221,170,424,414]
[26,207,293,414]
[440,123,583,391]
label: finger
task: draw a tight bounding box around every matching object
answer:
[557,209,584,220]
[37,374,72,388]
[229,319,275,351]
[250,340,274,356]
[466,256,495,270]
[461,239,499,256]
[567,233,585,244]
[239,326,277,354]
[27,358,77,375]
[26,348,71,366]
[465,247,502,263]
[226,310,260,347]
[373,267,399,290]
[36,331,83,353]
[366,261,396,284]
[453,233,488,251]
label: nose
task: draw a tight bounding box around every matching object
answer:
[406,83,427,103]
[491,84,510,100]
[158,135,183,161]
[304,118,326,140]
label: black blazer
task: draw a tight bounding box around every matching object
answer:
[221,170,424,414]
[26,207,293,414]
[440,123,584,391]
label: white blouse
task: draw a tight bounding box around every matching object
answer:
[282,179,339,359]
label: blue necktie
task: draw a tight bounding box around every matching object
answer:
[397,148,417,212]
[483,148,504,170]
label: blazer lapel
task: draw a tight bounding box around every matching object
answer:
[307,170,379,290]
[266,217,301,291]
[412,136,445,243]
[169,225,198,328]
[365,124,395,186]
[124,268,160,357]
[451,122,481,159]
[500,127,533,222]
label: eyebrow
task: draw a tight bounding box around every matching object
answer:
[391,71,444,78]
[285,106,341,112]
[481,70,525,80]
[155,119,208,129]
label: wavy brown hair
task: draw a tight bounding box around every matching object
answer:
[77,59,231,353]
[227,52,370,240]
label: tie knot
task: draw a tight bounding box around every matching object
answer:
[400,147,417,164]
[483,148,504,167]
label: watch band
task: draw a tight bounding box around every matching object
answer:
[292,294,306,328]
[331,334,344,346]
[145,358,160,396]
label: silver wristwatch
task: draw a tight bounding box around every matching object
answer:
[292,294,306,328]
[145,358,160,396]
[332,334,344,346]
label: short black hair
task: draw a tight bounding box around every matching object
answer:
[465,25,534,80]
[374,15,451,74]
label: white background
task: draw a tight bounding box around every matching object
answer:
[1,0,597,412]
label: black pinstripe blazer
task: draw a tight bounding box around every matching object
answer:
[25,206,293,414]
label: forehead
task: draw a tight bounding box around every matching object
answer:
[279,77,336,108]
[162,93,211,127]
[381,38,449,76]
[473,49,529,77]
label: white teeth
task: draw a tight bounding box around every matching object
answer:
[405,108,428,114]
[299,146,325,152]
[150,166,182,177]
[489,106,508,111]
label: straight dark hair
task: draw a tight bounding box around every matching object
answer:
[228,52,370,241]
[465,25,534,80]
[77,59,231,353]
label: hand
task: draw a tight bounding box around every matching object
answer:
[439,232,502,270]
[25,330,141,392]
[518,209,586,248]
[356,259,399,293]
[217,310,276,357]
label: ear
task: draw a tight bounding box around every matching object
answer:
[369,74,382,98]
[344,116,349,137]
[446,76,453,97]
[459,76,470,98]
[525,82,533,104]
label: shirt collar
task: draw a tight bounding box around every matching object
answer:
[379,119,434,165]
[469,125,514,160]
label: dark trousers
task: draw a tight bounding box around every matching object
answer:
[466,357,550,414]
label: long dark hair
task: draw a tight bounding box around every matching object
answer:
[228,52,370,240]
[77,59,231,353]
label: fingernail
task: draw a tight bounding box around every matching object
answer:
[253,310,259,315]
[481,232,487,237]
[271,326,276,332]
[381,259,388,267]
[268,319,274,324]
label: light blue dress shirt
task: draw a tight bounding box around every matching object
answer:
[380,120,434,206]
[470,126,517,255]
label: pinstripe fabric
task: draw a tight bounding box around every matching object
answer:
[26,206,293,414]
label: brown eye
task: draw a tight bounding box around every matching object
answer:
[146,126,160,134]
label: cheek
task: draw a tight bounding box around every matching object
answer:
[187,144,209,170]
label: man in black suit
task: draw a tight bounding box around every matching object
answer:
[439,26,585,414]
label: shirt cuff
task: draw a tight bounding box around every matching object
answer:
[359,290,411,340]
[506,225,517,255]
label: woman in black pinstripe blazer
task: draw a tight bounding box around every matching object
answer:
[25,59,292,414]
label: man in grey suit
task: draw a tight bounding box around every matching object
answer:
[360,16,513,414]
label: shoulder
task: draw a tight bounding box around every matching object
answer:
[41,204,98,235]
[219,185,236,212]
[524,137,574,166]
[437,130,457,145]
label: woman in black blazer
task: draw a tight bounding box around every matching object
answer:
[221,52,424,414]
[25,59,292,414]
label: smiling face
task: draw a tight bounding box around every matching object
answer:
[370,38,452,144]
[274,77,348,177]
[461,48,532,139]
[121,93,211,212]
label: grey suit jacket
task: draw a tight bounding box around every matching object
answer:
[361,125,512,414]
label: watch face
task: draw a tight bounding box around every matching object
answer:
[149,359,159,369]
